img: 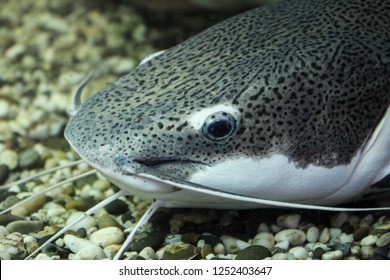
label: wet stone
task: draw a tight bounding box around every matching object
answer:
[18,149,42,169]
[327,241,352,256]
[330,212,349,228]
[360,245,375,259]
[319,227,330,243]
[0,164,10,185]
[252,232,274,251]
[6,220,44,234]
[360,235,378,246]
[90,227,124,247]
[235,245,271,260]
[0,232,26,259]
[163,243,197,260]
[104,199,129,215]
[306,227,320,243]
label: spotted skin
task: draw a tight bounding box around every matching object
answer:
[65,0,390,204]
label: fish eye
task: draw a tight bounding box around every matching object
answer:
[202,111,237,141]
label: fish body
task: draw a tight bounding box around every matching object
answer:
[65,0,390,208]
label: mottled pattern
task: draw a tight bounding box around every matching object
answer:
[65,0,390,179]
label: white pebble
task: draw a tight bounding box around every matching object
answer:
[360,245,375,259]
[274,229,306,246]
[376,232,390,247]
[329,228,341,240]
[220,235,245,253]
[213,243,226,255]
[339,233,354,244]
[0,226,10,239]
[139,247,156,260]
[306,227,319,243]
[321,250,343,260]
[64,235,95,253]
[71,245,106,260]
[289,247,309,260]
[319,227,330,243]
[274,240,289,251]
[360,235,377,246]
[277,213,301,229]
[0,100,9,117]
[66,212,97,231]
[0,149,18,169]
[90,227,124,248]
[272,253,287,260]
[252,232,275,251]
[165,234,182,245]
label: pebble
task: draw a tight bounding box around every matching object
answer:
[70,245,106,260]
[6,220,44,234]
[66,212,97,231]
[306,227,320,243]
[376,232,390,247]
[181,233,199,244]
[0,164,10,185]
[131,230,167,252]
[138,246,156,260]
[272,253,287,260]
[257,222,270,233]
[274,229,306,246]
[200,243,213,259]
[235,245,271,260]
[360,245,375,259]
[213,243,226,255]
[0,213,25,226]
[0,232,26,259]
[274,240,289,251]
[220,235,250,253]
[0,149,18,170]
[18,149,42,169]
[318,227,330,243]
[10,195,46,217]
[330,212,349,228]
[90,227,124,247]
[200,233,221,247]
[289,246,309,260]
[104,199,129,215]
[312,247,325,259]
[276,213,301,229]
[163,243,197,260]
[360,235,378,246]
[0,226,9,239]
[252,232,275,251]
[321,250,343,260]
[98,213,122,229]
[353,226,369,241]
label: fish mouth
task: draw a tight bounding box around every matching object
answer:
[134,157,205,167]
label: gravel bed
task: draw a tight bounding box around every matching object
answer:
[0,0,390,260]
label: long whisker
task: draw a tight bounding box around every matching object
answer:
[25,189,126,260]
[113,199,167,260]
[0,169,97,215]
[0,159,85,190]
[139,167,390,212]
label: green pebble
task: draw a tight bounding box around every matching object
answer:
[6,220,44,234]
[313,247,325,259]
[0,213,25,226]
[18,149,42,169]
[163,243,197,260]
[235,245,271,260]
[181,233,200,244]
[98,213,123,229]
[201,243,213,259]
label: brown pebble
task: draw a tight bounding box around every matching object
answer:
[6,220,44,234]
[10,195,46,217]
[353,226,369,241]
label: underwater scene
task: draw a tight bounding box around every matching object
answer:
[0,0,390,260]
